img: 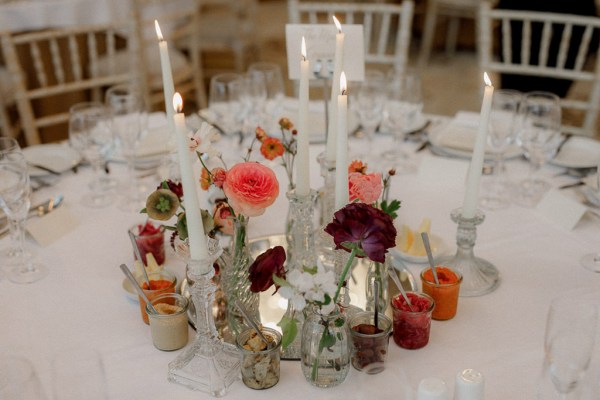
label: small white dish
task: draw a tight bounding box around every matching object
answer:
[391,234,448,264]
[122,278,139,303]
[550,136,600,169]
[22,144,81,177]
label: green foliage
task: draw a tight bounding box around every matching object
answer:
[381,199,401,219]
[278,316,298,350]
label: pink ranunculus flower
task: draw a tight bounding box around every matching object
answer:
[348,172,383,205]
[211,167,227,189]
[213,201,234,235]
[223,162,279,217]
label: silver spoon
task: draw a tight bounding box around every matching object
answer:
[373,280,380,330]
[421,232,440,285]
[388,269,414,312]
[234,300,271,348]
[128,229,151,288]
[119,263,159,315]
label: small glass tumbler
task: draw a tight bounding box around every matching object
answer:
[391,292,435,349]
[236,327,282,390]
[420,266,462,320]
[146,293,189,351]
[138,270,177,324]
[129,221,165,266]
[348,311,392,374]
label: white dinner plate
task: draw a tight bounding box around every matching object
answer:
[550,136,600,169]
[391,233,449,264]
[22,144,81,177]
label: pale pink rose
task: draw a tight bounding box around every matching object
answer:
[213,202,234,235]
[348,172,383,205]
[223,162,279,217]
[211,168,227,188]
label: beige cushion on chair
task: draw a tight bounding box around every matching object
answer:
[96,45,192,89]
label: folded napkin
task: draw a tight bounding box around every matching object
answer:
[434,111,487,152]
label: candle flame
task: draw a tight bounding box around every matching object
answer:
[155,20,163,41]
[173,92,183,113]
[484,72,492,86]
[333,15,342,33]
[340,71,347,95]
[301,36,307,61]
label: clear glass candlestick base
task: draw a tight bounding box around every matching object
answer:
[436,208,500,297]
[168,240,240,397]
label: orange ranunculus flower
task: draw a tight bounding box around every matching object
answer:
[211,167,227,189]
[260,137,285,161]
[348,172,383,205]
[200,168,212,190]
[279,118,293,130]
[223,162,279,217]
[255,126,267,142]
[348,160,368,174]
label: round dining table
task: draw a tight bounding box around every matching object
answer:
[1,115,600,400]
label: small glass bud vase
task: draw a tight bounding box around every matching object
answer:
[168,238,240,397]
[281,189,318,360]
[436,208,500,297]
[316,152,337,271]
[334,249,362,318]
[365,254,391,313]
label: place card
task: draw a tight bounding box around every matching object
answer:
[285,24,365,81]
[535,189,588,231]
[27,206,79,247]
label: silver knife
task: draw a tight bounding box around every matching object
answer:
[0,195,64,238]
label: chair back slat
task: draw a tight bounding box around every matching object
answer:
[49,38,65,84]
[69,35,82,81]
[479,1,600,136]
[376,12,391,57]
[30,42,48,87]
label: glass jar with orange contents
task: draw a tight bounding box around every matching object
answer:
[138,270,177,324]
[420,266,462,320]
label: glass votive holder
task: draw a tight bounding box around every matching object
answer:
[348,311,392,374]
[129,220,165,266]
[236,327,282,390]
[391,292,435,349]
[146,293,189,351]
[420,266,462,320]
[138,270,177,324]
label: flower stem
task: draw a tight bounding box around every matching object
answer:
[333,248,358,306]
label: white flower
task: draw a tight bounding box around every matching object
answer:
[189,122,220,157]
[279,286,306,310]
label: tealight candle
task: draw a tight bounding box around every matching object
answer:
[325,15,344,163]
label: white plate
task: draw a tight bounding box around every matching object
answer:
[550,136,600,169]
[428,122,522,160]
[22,144,81,177]
[391,234,448,264]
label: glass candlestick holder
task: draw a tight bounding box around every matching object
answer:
[316,152,337,271]
[281,189,318,360]
[436,208,500,297]
[168,238,240,397]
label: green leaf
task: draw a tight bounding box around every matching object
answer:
[303,265,318,275]
[319,329,336,351]
[334,317,345,328]
[161,181,169,189]
[140,208,147,214]
[278,317,298,349]
[381,199,401,219]
[272,274,291,288]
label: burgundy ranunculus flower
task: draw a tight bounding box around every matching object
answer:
[157,180,184,200]
[324,202,397,263]
[248,246,286,293]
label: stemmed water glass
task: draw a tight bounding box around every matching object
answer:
[105,84,147,212]
[351,70,386,165]
[0,150,47,283]
[514,91,562,207]
[69,102,114,208]
[239,72,268,138]
[208,73,245,136]
[382,70,423,173]
[538,294,597,399]
[248,62,285,131]
[479,89,522,210]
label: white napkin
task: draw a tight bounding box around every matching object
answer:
[435,111,484,152]
[536,189,588,231]
[26,206,79,247]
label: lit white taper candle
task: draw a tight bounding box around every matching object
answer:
[155,20,176,144]
[296,36,311,196]
[325,15,344,162]
[173,93,209,270]
[462,73,494,219]
[334,72,348,210]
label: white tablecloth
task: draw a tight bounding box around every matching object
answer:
[1,128,600,399]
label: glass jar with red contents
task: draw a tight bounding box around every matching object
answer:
[391,292,434,349]
[129,220,165,266]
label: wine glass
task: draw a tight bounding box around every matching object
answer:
[248,62,285,131]
[538,294,597,399]
[69,102,114,208]
[479,89,522,210]
[105,84,147,212]
[351,70,387,165]
[514,91,562,207]
[0,152,47,283]
[382,70,423,173]
[239,72,268,138]
[208,72,245,136]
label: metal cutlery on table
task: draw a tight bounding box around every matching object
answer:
[0,195,64,238]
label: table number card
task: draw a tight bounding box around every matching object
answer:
[285,24,365,81]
